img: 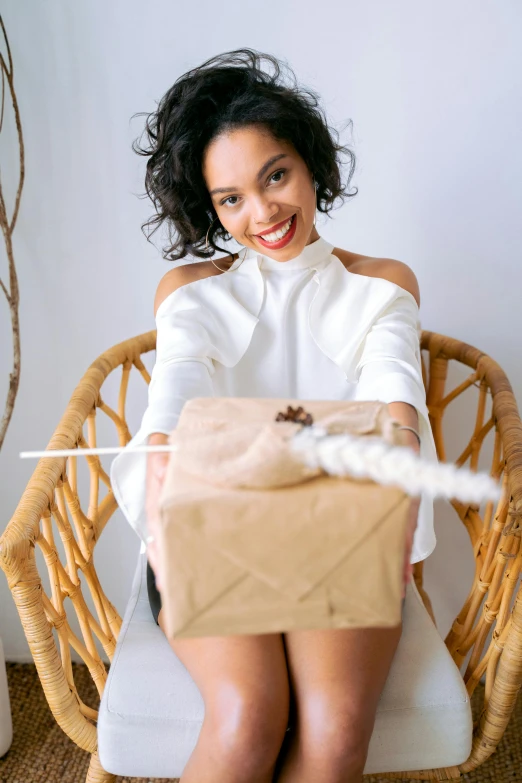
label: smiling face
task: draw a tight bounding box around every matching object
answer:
[202,125,320,260]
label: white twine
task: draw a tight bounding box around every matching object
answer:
[20,427,502,504]
[290,426,502,503]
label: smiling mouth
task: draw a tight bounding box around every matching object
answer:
[255,214,296,240]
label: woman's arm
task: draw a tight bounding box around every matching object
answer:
[387,400,421,455]
[110,271,217,566]
[387,400,421,597]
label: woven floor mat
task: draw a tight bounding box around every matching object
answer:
[0,662,520,782]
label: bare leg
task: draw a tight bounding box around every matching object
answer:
[274,622,403,783]
[158,609,291,783]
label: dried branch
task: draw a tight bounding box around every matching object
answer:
[0,14,24,451]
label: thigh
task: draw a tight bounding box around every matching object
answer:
[159,608,291,730]
[282,622,403,746]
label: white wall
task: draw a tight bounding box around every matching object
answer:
[1,0,521,662]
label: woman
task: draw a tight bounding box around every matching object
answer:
[111,48,436,783]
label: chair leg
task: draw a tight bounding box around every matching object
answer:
[86,749,116,783]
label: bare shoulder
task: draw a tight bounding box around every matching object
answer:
[332,247,421,308]
[153,252,240,317]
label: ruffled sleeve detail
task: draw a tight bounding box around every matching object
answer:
[309,258,438,564]
[110,271,263,550]
[352,289,427,419]
[350,288,438,563]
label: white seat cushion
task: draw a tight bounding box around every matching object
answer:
[98,552,473,778]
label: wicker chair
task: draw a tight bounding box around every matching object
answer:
[0,329,521,782]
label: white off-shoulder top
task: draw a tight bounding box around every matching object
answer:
[110,235,438,564]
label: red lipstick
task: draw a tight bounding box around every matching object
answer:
[255,214,297,250]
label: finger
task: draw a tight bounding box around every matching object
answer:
[156,457,168,481]
[151,454,168,482]
[147,540,158,567]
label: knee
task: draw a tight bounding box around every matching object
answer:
[296,696,374,776]
[206,686,290,772]
[322,727,370,778]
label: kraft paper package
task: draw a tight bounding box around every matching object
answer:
[156,398,412,640]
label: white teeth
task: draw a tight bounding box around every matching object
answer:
[259,215,294,243]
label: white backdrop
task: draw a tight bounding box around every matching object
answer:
[1,0,521,662]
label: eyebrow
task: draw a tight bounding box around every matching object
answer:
[208,153,289,197]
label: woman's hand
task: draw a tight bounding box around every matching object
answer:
[145,433,170,593]
[402,496,421,599]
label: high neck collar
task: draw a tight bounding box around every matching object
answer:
[234,235,335,271]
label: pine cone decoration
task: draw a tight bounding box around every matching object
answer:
[275,405,314,427]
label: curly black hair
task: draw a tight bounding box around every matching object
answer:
[132,48,358,262]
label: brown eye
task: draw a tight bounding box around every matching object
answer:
[220,169,287,208]
[220,195,239,207]
[270,169,286,183]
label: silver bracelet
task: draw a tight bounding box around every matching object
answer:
[396,425,421,447]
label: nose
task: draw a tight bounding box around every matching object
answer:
[251,196,279,228]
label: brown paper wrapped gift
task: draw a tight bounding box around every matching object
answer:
[156,398,412,640]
